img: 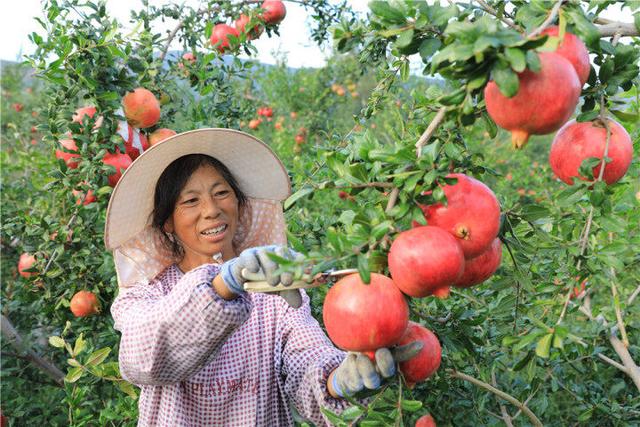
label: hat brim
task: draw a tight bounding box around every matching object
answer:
[104,128,291,250]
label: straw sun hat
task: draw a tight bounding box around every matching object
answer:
[104,128,292,288]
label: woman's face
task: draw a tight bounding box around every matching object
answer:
[164,164,240,271]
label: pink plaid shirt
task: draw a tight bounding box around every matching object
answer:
[111,263,349,426]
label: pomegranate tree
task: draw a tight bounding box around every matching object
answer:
[484,52,581,148]
[323,273,409,352]
[419,174,501,259]
[549,118,633,185]
[388,226,464,298]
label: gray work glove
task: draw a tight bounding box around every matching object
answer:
[220,245,302,295]
[331,342,423,398]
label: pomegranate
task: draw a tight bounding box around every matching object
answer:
[235,14,263,40]
[419,174,500,259]
[55,137,80,169]
[18,253,37,278]
[248,118,262,129]
[102,151,132,187]
[453,238,502,288]
[540,26,590,87]
[149,128,177,146]
[210,24,239,53]
[70,290,100,317]
[388,226,465,298]
[182,52,196,63]
[323,273,409,352]
[549,119,633,185]
[415,414,436,427]
[484,52,581,148]
[122,88,161,128]
[72,105,103,129]
[398,322,442,385]
[261,0,286,25]
[295,134,305,144]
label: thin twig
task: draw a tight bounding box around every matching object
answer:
[597,353,627,372]
[415,107,446,157]
[385,187,400,214]
[449,370,543,427]
[1,315,65,386]
[491,371,514,427]
[628,285,640,305]
[528,0,564,38]
[475,0,522,32]
[512,386,540,420]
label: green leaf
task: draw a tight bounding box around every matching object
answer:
[357,254,371,284]
[400,399,423,412]
[492,65,519,98]
[635,12,640,33]
[535,333,553,358]
[86,347,111,367]
[49,336,66,348]
[67,358,81,367]
[599,58,614,83]
[576,110,599,122]
[320,407,347,426]
[118,381,138,399]
[394,29,414,49]
[482,112,498,138]
[526,50,541,72]
[419,38,442,60]
[505,48,526,72]
[65,367,84,383]
[340,406,364,420]
[368,1,407,24]
[552,334,564,350]
[284,187,313,210]
[73,333,86,357]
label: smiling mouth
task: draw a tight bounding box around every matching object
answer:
[201,224,228,236]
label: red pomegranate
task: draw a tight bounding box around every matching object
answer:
[70,290,100,317]
[419,174,500,259]
[261,0,286,25]
[388,226,465,298]
[540,26,590,87]
[149,128,177,146]
[55,137,80,169]
[72,105,103,128]
[122,88,160,129]
[323,273,409,352]
[484,52,581,148]
[235,14,263,39]
[18,253,37,278]
[549,119,633,185]
[453,238,502,288]
[398,322,442,385]
[72,188,96,206]
[102,151,132,187]
[415,414,437,427]
[210,24,239,53]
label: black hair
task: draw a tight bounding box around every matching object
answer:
[151,154,248,258]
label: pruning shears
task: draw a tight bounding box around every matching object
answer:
[241,268,358,308]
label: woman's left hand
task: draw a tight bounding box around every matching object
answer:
[329,342,424,398]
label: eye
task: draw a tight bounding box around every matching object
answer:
[215,190,231,197]
[182,197,198,204]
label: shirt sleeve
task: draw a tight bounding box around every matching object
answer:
[277,289,352,426]
[111,264,252,386]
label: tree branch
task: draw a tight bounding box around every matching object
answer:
[385,187,400,214]
[596,21,639,38]
[475,0,522,32]
[1,315,65,386]
[415,107,446,157]
[528,0,564,38]
[448,369,543,427]
[491,371,514,427]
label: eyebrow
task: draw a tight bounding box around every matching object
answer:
[181,181,225,196]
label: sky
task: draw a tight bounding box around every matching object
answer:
[0,1,631,68]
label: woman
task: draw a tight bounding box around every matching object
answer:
[106,129,419,426]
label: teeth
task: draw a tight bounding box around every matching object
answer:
[202,225,226,235]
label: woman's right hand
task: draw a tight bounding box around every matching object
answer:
[220,245,300,295]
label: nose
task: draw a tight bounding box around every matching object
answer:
[202,194,222,218]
